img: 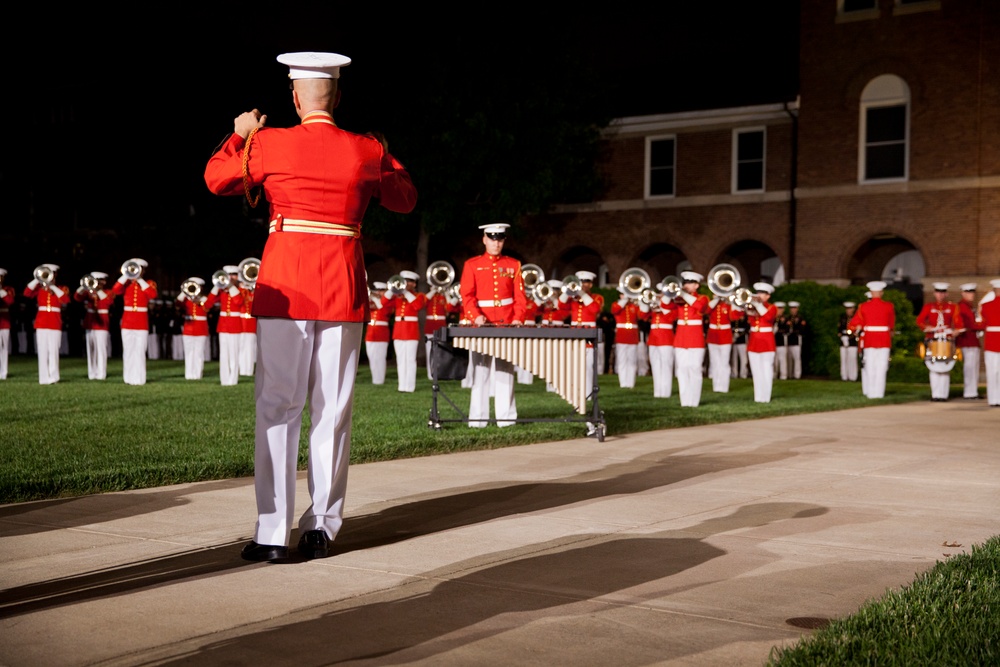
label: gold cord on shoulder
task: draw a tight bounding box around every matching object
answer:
[242,127,262,208]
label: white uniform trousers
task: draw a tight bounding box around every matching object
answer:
[183,334,206,380]
[366,341,388,384]
[649,345,674,398]
[0,328,8,379]
[122,329,149,385]
[708,343,732,392]
[748,350,775,403]
[240,331,257,376]
[425,335,435,380]
[862,347,889,399]
[985,350,1000,406]
[731,342,748,378]
[253,319,362,547]
[35,329,61,384]
[840,346,858,381]
[615,343,638,388]
[172,334,184,360]
[775,345,788,379]
[86,329,109,380]
[596,341,605,375]
[218,332,240,386]
[788,344,802,379]
[928,367,951,400]
[674,347,704,407]
[637,339,650,376]
[148,333,161,360]
[960,346,980,398]
[516,365,534,384]
[469,351,516,427]
[394,339,419,392]
[462,357,474,388]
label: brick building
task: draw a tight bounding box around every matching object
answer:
[525,0,999,306]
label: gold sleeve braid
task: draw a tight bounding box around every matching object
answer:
[242,127,262,208]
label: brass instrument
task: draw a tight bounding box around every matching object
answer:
[521,263,545,295]
[426,260,456,292]
[731,287,757,309]
[121,259,143,280]
[33,265,54,288]
[180,279,203,300]
[238,257,261,288]
[445,283,462,303]
[212,269,232,292]
[80,274,99,293]
[659,275,682,301]
[618,267,651,300]
[534,282,555,302]
[707,263,742,299]
[561,274,583,299]
[387,274,408,295]
[640,287,662,309]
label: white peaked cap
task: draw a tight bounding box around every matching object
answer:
[91,271,108,279]
[843,301,856,308]
[960,283,977,291]
[753,282,774,293]
[990,278,1000,289]
[576,271,596,281]
[680,271,703,282]
[224,265,239,273]
[189,277,206,285]
[789,301,800,307]
[546,279,563,287]
[774,301,787,308]
[866,280,887,292]
[277,52,351,79]
[479,223,510,234]
[372,281,387,290]
[0,268,6,276]
[399,270,420,281]
[43,263,60,271]
[932,282,949,291]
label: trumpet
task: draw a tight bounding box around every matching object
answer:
[238,257,260,288]
[618,267,651,300]
[180,279,203,300]
[80,274,99,293]
[659,275,682,301]
[387,274,408,295]
[640,287,662,308]
[730,287,757,309]
[33,265,54,288]
[212,269,231,292]
[445,283,462,303]
[121,259,143,280]
[426,260,455,292]
[534,282,555,302]
[561,274,583,299]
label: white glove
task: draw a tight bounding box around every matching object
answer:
[680,291,696,305]
[403,289,416,303]
[228,285,240,297]
[28,279,39,289]
[137,279,149,290]
[177,293,187,302]
[211,286,220,295]
[617,295,628,307]
[638,300,650,313]
[754,302,768,316]
[117,275,128,284]
[558,292,569,304]
[708,297,720,309]
[50,286,65,299]
[581,293,594,306]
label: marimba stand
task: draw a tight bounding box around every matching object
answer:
[428,326,607,441]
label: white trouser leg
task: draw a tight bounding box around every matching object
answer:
[219,333,240,385]
[394,339,418,392]
[844,347,858,381]
[240,332,257,376]
[961,346,980,397]
[649,345,674,398]
[0,329,8,379]
[789,345,802,379]
[674,347,704,407]
[183,334,205,379]
[637,341,649,376]
[775,347,788,379]
[616,343,637,388]
[864,347,888,398]
[929,369,950,400]
[36,329,61,384]
[121,329,148,385]
[468,351,492,427]
[748,351,774,403]
[89,330,109,380]
[709,343,731,392]
[253,319,362,546]
[366,341,388,384]
[985,351,1000,405]
[493,357,517,427]
[148,333,160,360]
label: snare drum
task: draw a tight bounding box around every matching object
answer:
[924,336,957,372]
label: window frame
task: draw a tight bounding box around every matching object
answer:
[645,134,677,199]
[858,75,910,184]
[731,126,767,194]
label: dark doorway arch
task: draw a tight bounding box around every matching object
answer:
[636,243,687,286]
[714,241,782,286]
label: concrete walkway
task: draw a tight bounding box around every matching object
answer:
[1,401,997,666]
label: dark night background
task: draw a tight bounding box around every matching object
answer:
[6,5,799,283]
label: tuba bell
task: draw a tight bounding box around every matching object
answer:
[707,263,742,299]
[426,260,455,292]
[618,267,651,300]
[212,269,231,292]
[121,259,143,280]
[238,257,261,288]
[33,265,54,288]
[521,263,545,291]
[80,274,99,293]
[180,279,202,300]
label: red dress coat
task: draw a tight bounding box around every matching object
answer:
[76,289,114,331]
[112,280,158,331]
[178,296,211,336]
[747,303,779,353]
[647,306,677,347]
[423,291,452,336]
[0,285,13,330]
[204,111,417,322]
[214,288,245,335]
[954,301,979,348]
[389,292,428,341]
[849,298,895,349]
[610,300,647,345]
[981,298,1000,353]
[459,253,527,325]
[25,283,70,331]
[241,288,256,334]
[365,297,393,343]
[672,294,709,349]
[916,301,962,337]
[706,300,738,345]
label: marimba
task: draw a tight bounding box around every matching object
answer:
[429,326,606,440]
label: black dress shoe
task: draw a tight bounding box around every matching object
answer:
[241,541,288,562]
[298,530,330,560]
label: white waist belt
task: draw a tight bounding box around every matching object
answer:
[986,327,1000,332]
[396,316,419,322]
[864,326,890,332]
[426,315,447,320]
[219,312,237,316]
[269,218,360,237]
[709,324,731,330]
[650,323,671,329]
[41,306,62,312]
[124,307,148,312]
[478,298,514,307]
[241,313,254,318]
[572,322,596,327]
[369,321,389,326]
[616,323,638,329]
[186,316,207,321]
[678,319,702,325]
[97,309,109,314]
[753,327,773,332]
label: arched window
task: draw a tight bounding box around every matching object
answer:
[859,75,910,183]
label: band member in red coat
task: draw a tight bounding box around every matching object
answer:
[239,281,257,378]
[980,279,1000,406]
[849,280,895,399]
[706,292,739,392]
[459,223,527,427]
[0,268,12,380]
[75,271,114,380]
[956,283,982,399]
[205,51,417,561]
[176,277,210,380]
[387,270,427,393]
[915,282,964,401]
[25,264,70,385]
[212,266,245,387]
[365,281,392,385]
[423,277,459,380]
[671,271,710,407]
[610,287,649,388]
[112,258,157,386]
[746,282,778,403]
[648,283,677,398]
